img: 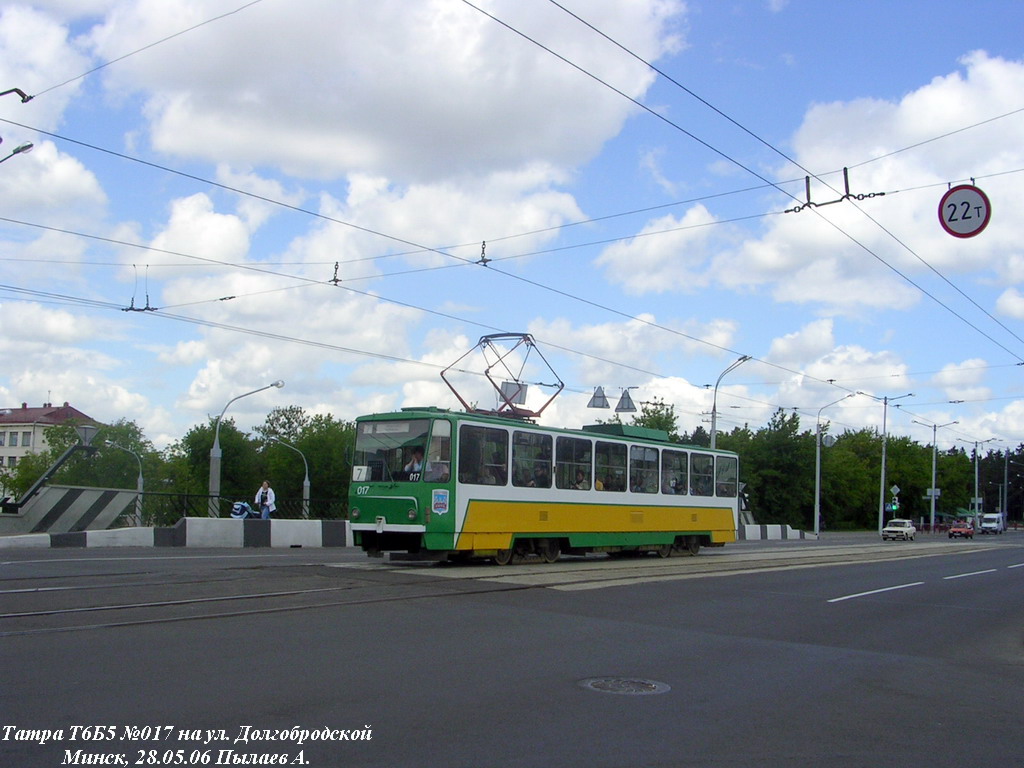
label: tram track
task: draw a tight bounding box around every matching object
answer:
[372,540,1004,590]
[0,580,538,638]
[0,541,1002,637]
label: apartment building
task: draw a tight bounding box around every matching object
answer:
[0,402,95,469]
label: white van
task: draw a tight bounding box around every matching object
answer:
[980,513,1005,534]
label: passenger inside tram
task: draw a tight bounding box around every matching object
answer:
[527,464,551,488]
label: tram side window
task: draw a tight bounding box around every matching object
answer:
[424,420,452,482]
[512,431,552,488]
[629,445,659,493]
[716,455,738,497]
[661,449,688,494]
[595,441,626,492]
[556,436,592,490]
[691,453,714,496]
[458,425,508,485]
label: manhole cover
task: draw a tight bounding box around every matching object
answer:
[578,677,671,695]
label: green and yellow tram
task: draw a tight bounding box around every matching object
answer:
[348,407,739,564]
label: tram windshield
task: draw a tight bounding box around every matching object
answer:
[352,418,452,483]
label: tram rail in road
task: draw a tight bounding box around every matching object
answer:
[1,534,1016,635]
[339,537,1010,591]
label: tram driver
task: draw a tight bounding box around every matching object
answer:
[403,446,425,473]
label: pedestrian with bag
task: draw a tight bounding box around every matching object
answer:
[255,480,276,519]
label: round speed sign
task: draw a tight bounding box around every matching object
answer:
[938,184,991,238]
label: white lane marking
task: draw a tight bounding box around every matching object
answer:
[827,582,925,603]
[1007,563,1024,569]
[943,569,997,580]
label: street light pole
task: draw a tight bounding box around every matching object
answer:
[271,437,310,519]
[710,355,751,450]
[208,380,284,517]
[1003,451,1009,517]
[971,438,996,519]
[875,393,914,533]
[814,393,855,536]
[108,442,144,526]
[912,419,957,533]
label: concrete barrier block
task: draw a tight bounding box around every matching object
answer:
[243,518,271,547]
[184,518,244,547]
[0,533,52,548]
[86,528,156,547]
[321,520,351,547]
[270,519,323,548]
[51,532,88,547]
[155,523,185,547]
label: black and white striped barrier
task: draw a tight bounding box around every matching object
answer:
[0,485,140,536]
[736,524,816,541]
[0,517,351,549]
[0,518,809,549]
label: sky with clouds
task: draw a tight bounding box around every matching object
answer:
[1,0,1023,455]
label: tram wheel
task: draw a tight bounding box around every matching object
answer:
[656,544,673,558]
[493,548,514,566]
[539,539,561,563]
[682,536,700,556]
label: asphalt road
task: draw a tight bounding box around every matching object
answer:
[2,532,1022,768]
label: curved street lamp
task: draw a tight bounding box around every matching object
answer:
[969,438,997,519]
[107,441,144,526]
[0,140,33,165]
[710,355,751,450]
[0,87,32,102]
[207,380,284,517]
[270,436,310,518]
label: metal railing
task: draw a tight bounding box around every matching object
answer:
[111,491,348,528]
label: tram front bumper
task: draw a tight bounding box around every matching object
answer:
[351,520,427,534]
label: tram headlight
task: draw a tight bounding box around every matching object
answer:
[408,508,417,520]
[350,508,360,520]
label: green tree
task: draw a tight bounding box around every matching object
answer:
[717,424,754,455]
[2,446,52,497]
[937,447,972,513]
[155,438,206,523]
[257,410,356,517]
[825,429,881,529]
[686,425,711,447]
[179,418,261,510]
[631,399,679,441]
[741,409,815,529]
[300,414,356,513]
[254,405,310,443]
[3,423,82,496]
[882,435,932,522]
[1,419,158,497]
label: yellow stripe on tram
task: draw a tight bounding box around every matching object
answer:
[455,499,736,550]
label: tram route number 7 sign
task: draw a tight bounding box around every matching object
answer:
[938,184,991,238]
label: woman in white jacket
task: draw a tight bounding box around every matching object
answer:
[255,480,276,519]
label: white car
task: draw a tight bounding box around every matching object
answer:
[882,518,916,541]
